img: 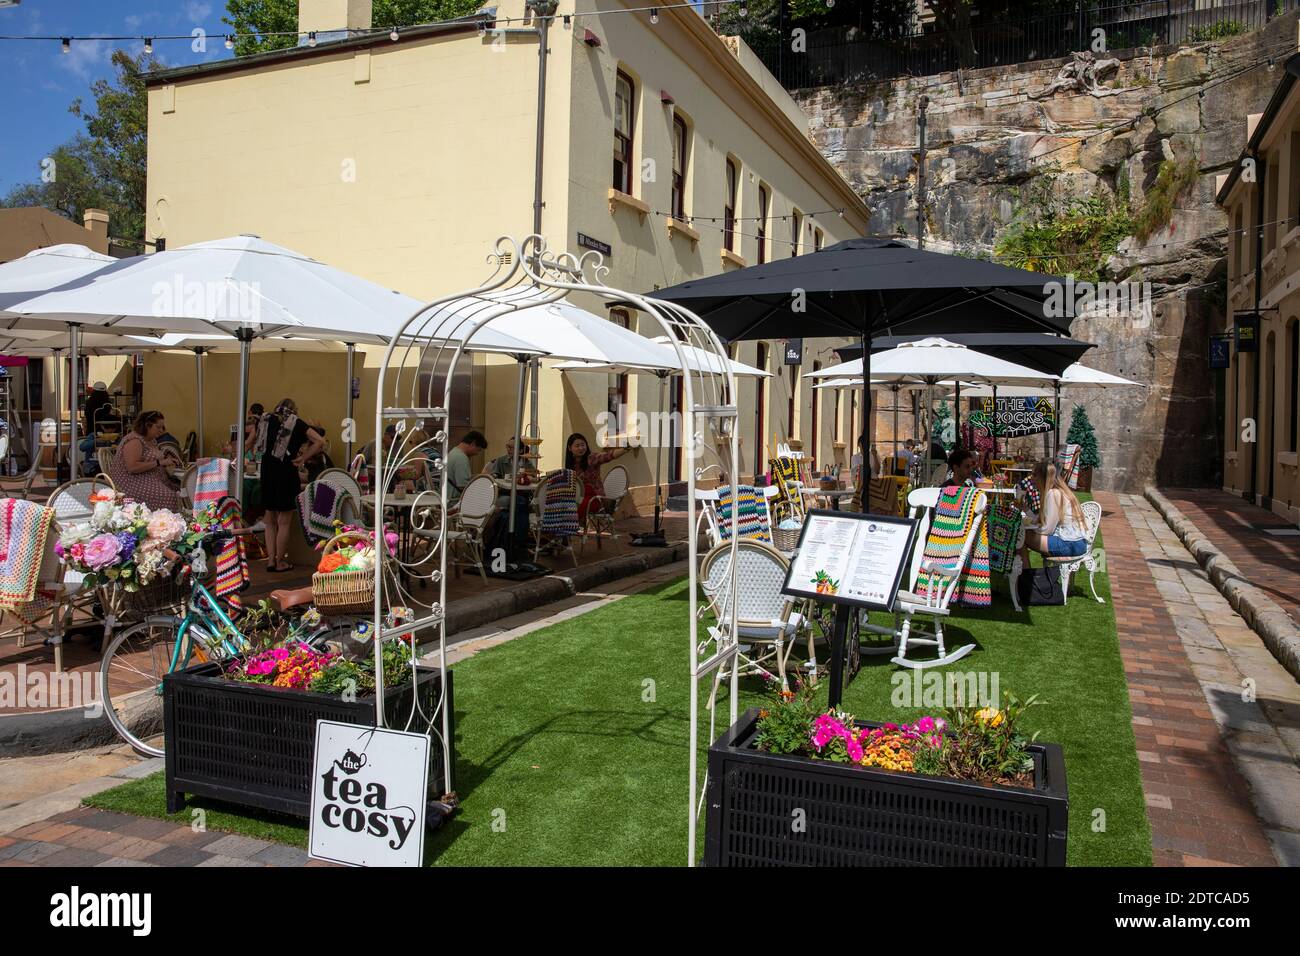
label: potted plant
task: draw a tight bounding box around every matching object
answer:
[164,628,454,818]
[1065,405,1100,491]
[704,678,1067,866]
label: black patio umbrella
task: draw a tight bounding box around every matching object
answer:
[651,237,1066,481]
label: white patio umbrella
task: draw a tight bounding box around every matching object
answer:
[955,364,1143,452]
[0,245,119,470]
[555,338,770,545]
[6,235,545,498]
[806,338,1050,460]
[419,291,676,553]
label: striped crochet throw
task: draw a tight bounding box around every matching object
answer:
[915,485,991,608]
[211,497,249,609]
[297,480,340,544]
[0,499,54,611]
[540,471,580,538]
[768,456,807,525]
[716,485,771,543]
[1057,444,1082,490]
[192,457,230,510]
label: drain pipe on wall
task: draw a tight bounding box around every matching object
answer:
[1250,149,1266,506]
[528,1,557,441]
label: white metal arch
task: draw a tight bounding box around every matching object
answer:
[372,235,741,865]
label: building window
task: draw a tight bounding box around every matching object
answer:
[814,228,824,252]
[790,210,801,257]
[609,309,631,432]
[671,114,689,220]
[757,184,770,264]
[613,70,635,195]
[724,158,738,252]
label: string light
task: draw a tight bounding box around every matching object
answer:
[650,8,660,24]
[60,37,69,54]
[390,28,400,41]
[143,37,153,54]
[224,35,234,50]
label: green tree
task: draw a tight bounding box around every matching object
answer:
[2,50,151,246]
[223,0,484,57]
[1066,404,1100,469]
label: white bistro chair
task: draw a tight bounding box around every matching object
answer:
[699,539,811,688]
[449,475,499,581]
[1043,499,1105,604]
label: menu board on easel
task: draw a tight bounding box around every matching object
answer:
[781,509,917,613]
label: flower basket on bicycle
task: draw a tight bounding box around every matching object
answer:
[312,530,377,616]
[115,573,193,615]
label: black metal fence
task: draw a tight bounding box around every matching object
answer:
[749,0,1297,90]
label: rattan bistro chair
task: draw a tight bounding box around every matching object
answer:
[0,443,54,500]
[581,464,629,553]
[700,539,811,688]
[448,475,498,582]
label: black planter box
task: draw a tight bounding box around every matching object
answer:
[163,663,454,818]
[705,708,1067,867]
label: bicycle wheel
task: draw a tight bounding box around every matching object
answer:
[99,615,221,758]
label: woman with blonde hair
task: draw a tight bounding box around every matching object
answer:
[1021,459,1088,561]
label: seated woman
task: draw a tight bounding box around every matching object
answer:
[944,446,982,486]
[108,410,182,511]
[560,432,635,525]
[1020,459,1088,561]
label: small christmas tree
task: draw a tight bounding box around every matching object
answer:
[932,399,954,452]
[1066,404,1101,469]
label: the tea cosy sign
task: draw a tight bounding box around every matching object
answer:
[308,720,429,867]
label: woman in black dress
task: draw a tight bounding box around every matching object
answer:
[254,398,325,571]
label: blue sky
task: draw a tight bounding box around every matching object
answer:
[0,0,239,196]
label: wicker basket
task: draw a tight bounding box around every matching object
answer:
[311,531,376,616]
[773,523,802,553]
[116,573,192,615]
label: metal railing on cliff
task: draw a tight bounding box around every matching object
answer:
[736,0,1297,90]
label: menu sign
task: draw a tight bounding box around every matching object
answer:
[781,510,917,612]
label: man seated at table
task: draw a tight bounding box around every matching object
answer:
[445,430,488,506]
[487,436,520,480]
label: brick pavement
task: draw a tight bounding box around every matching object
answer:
[1096,491,1285,866]
[0,805,332,867]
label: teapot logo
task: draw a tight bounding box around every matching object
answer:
[335,749,367,775]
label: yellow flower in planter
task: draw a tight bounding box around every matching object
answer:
[976,707,1004,728]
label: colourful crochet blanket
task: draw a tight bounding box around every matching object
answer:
[210,497,249,609]
[768,456,807,525]
[716,485,771,543]
[0,499,54,611]
[540,471,580,538]
[1057,444,1082,490]
[915,485,990,608]
[1017,476,1042,516]
[192,457,230,510]
[987,494,1023,575]
[297,480,341,544]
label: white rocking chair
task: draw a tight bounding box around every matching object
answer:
[890,486,988,670]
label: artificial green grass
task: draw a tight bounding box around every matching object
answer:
[87,524,1151,866]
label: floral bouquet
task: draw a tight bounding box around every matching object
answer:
[55,492,198,591]
[315,522,399,575]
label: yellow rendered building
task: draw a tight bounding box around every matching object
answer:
[138,0,871,497]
